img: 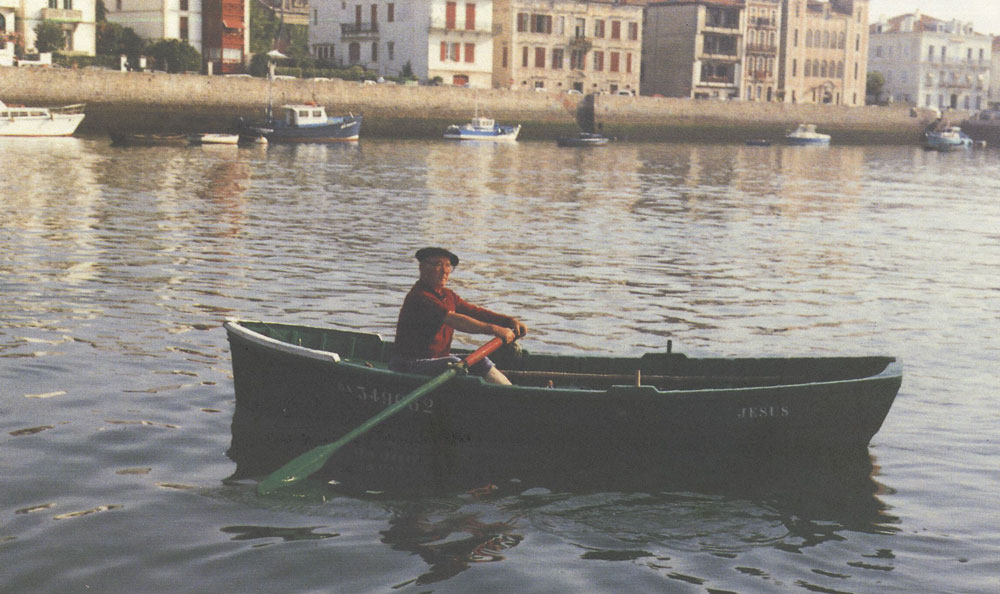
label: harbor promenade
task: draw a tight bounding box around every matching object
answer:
[2,66,941,143]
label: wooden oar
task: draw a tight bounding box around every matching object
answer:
[256,336,508,495]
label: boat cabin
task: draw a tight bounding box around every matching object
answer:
[281,103,329,127]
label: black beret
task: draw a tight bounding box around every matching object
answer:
[415,247,459,267]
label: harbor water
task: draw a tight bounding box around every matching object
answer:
[2,136,999,593]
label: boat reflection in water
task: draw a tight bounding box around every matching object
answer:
[227,412,895,585]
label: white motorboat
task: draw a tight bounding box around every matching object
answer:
[0,99,86,137]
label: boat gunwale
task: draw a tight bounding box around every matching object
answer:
[224,320,902,396]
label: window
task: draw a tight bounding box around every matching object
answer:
[451,43,460,61]
[792,58,797,77]
[628,22,638,41]
[350,42,361,63]
[446,2,456,29]
[179,0,187,10]
[522,46,529,67]
[626,53,632,73]
[371,42,378,61]
[593,51,604,71]
[594,20,604,38]
[179,16,188,40]
[388,41,394,60]
[465,43,475,63]
[466,4,475,30]
[804,60,811,77]
[570,49,585,70]
[806,30,812,47]
[502,47,507,67]
[552,48,563,69]
[388,3,394,22]
[371,4,377,25]
[535,47,545,68]
[928,45,934,60]
[611,21,621,40]
[609,52,619,72]
[574,18,585,38]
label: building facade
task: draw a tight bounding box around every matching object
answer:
[744,0,781,101]
[643,0,744,100]
[310,1,495,87]
[202,0,249,73]
[493,0,644,94]
[868,10,991,111]
[778,0,868,106]
[105,0,203,53]
[1,0,96,57]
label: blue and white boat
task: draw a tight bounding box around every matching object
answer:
[922,126,973,151]
[444,113,520,142]
[238,103,361,143]
[785,123,831,145]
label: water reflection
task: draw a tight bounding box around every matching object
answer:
[382,507,523,586]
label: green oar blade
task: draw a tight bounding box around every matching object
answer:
[256,367,459,495]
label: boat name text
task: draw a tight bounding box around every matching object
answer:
[737,405,789,419]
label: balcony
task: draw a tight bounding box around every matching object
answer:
[700,75,735,85]
[428,19,492,36]
[340,22,379,39]
[41,8,83,23]
[745,43,777,54]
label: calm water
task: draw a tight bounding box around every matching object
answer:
[2,136,999,593]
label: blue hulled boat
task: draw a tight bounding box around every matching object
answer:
[238,103,361,143]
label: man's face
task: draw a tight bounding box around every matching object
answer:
[419,256,452,290]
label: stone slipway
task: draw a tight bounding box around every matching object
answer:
[2,67,939,143]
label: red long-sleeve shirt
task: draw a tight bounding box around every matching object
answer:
[394,280,514,359]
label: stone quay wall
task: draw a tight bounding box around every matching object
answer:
[2,67,940,143]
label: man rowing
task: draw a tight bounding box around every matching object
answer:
[389,247,527,385]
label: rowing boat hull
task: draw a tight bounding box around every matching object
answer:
[224,321,901,489]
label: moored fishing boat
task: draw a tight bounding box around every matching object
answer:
[556,132,610,147]
[922,126,973,151]
[109,132,190,146]
[785,123,831,145]
[224,320,902,490]
[443,115,521,141]
[0,99,86,137]
[236,103,362,143]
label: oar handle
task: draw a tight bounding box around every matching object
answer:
[461,336,506,369]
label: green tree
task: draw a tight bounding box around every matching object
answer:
[96,22,145,59]
[866,71,885,103]
[146,39,202,73]
[34,21,65,54]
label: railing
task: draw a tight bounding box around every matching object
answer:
[41,8,83,22]
[341,22,379,37]
[701,75,735,85]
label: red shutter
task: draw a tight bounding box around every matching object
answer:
[611,21,620,40]
[446,2,456,29]
[453,43,461,62]
[535,47,545,68]
[465,3,475,30]
[465,43,475,62]
[626,52,632,73]
[441,41,447,61]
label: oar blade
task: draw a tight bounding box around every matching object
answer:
[256,443,337,495]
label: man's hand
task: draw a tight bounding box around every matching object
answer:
[509,318,528,338]
[491,325,517,344]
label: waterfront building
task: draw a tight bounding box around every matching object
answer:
[744,0,781,102]
[202,0,250,74]
[105,0,203,53]
[991,37,1000,109]
[642,0,744,100]
[493,0,644,94]
[309,1,495,87]
[778,0,868,106]
[868,11,991,111]
[0,0,96,58]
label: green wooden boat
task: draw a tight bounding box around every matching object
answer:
[224,320,902,490]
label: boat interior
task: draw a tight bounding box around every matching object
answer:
[235,321,896,392]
